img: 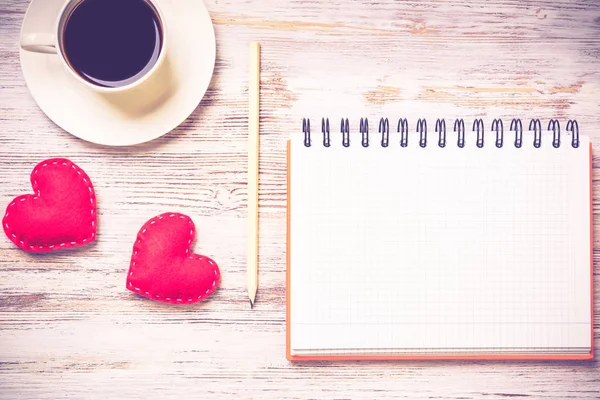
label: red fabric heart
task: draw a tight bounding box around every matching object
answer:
[2,158,97,252]
[126,213,220,304]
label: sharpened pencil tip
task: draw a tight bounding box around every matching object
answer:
[250,299,254,309]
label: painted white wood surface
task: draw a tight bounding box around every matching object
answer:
[1,0,599,398]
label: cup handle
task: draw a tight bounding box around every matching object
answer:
[21,33,57,54]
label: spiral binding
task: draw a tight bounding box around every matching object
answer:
[302,118,311,147]
[454,119,465,148]
[492,119,503,148]
[548,119,560,148]
[360,118,369,147]
[436,119,446,148]
[303,118,581,149]
[341,118,350,148]
[398,118,409,147]
[511,118,523,148]
[473,119,484,148]
[530,119,542,148]
[321,117,330,147]
[567,120,579,148]
[379,118,390,148]
[417,119,427,148]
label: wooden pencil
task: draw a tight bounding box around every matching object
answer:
[247,42,260,308]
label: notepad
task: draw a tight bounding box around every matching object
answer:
[286,118,593,360]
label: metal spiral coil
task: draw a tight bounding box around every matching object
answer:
[417,119,427,148]
[436,119,446,148]
[492,119,503,148]
[473,119,484,148]
[548,119,560,149]
[360,118,369,147]
[511,118,523,148]
[301,118,580,149]
[321,118,330,147]
[529,119,542,148]
[398,118,409,147]
[302,118,311,147]
[379,118,390,148]
[341,118,350,147]
[454,119,466,148]
[567,120,579,148]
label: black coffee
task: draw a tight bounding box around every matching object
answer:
[62,0,162,88]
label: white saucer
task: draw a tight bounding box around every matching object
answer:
[20,0,216,146]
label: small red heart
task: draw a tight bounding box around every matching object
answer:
[2,158,97,252]
[126,213,220,304]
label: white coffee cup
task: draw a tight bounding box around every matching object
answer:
[20,0,168,95]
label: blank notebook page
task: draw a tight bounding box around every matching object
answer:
[289,133,591,356]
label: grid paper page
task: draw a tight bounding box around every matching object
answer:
[289,132,591,355]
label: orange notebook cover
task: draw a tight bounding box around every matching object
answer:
[286,118,594,361]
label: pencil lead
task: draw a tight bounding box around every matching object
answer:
[250,298,254,309]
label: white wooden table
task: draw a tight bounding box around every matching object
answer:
[1,0,599,398]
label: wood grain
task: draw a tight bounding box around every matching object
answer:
[1,0,600,398]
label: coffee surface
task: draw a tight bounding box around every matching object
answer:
[63,0,162,88]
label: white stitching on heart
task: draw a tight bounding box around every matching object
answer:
[127,213,220,304]
[2,159,96,252]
